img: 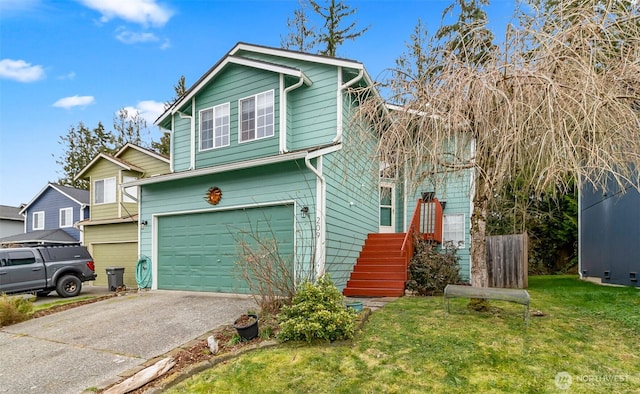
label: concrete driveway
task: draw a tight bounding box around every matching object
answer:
[0,290,256,393]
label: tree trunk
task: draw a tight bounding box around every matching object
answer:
[470,179,489,288]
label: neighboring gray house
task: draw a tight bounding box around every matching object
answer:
[580,181,640,287]
[0,205,24,238]
[0,183,89,246]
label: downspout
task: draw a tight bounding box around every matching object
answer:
[169,115,175,172]
[333,67,364,143]
[305,153,326,278]
[280,74,307,153]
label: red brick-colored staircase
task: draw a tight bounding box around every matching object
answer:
[342,233,408,297]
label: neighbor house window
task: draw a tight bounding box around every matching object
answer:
[33,211,44,230]
[443,213,465,248]
[59,207,73,228]
[200,102,230,150]
[94,177,116,204]
[239,90,274,142]
[122,176,138,203]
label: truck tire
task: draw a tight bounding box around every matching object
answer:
[56,275,82,297]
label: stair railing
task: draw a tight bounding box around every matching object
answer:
[400,199,423,282]
[400,198,444,282]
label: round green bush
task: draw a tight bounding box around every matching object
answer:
[277,274,356,343]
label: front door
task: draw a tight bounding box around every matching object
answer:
[379,183,395,233]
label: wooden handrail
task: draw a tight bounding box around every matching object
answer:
[401,199,423,281]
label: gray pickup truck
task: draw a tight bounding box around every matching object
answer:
[0,245,97,297]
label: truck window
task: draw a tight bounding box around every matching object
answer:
[7,251,37,266]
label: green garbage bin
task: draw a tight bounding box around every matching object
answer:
[106,267,125,291]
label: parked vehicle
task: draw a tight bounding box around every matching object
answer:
[0,245,97,297]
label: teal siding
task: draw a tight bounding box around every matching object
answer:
[195,66,280,168]
[406,169,472,281]
[323,96,379,289]
[140,160,318,288]
[157,205,293,293]
[173,114,192,172]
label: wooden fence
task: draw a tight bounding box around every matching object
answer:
[486,233,528,288]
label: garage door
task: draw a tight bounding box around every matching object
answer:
[157,204,294,293]
[92,242,138,288]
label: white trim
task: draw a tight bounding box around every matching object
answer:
[230,43,366,72]
[157,55,311,126]
[76,153,143,181]
[127,150,309,187]
[238,90,275,144]
[93,177,116,205]
[59,207,73,228]
[199,102,230,151]
[114,143,170,164]
[443,213,466,249]
[19,183,87,214]
[32,211,45,231]
[305,154,326,277]
[379,182,395,233]
[151,200,296,291]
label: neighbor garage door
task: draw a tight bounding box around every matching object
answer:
[92,242,138,288]
[156,204,294,293]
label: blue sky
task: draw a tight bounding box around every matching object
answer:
[0,0,514,207]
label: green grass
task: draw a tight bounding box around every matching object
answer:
[168,276,640,393]
[32,296,95,312]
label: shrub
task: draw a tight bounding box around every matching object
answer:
[406,240,461,296]
[0,294,34,326]
[277,274,356,343]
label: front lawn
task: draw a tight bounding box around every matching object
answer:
[168,276,640,393]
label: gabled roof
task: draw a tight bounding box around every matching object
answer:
[115,142,170,163]
[0,228,79,246]
[75,143,168,181]
[75,153,144,181]
[156,42,373,127]
[19,183,89,215]
[0,205,24,221]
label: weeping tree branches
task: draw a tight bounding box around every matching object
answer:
[354,0,640,286]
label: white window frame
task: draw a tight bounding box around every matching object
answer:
[200,102,230,151]
[122,176,138,203]
[443,213,466,248]
[59,207,73,228]
[239,90,274,143]
[33,211,45,230]
[94,177,116,205]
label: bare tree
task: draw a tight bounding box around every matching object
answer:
[281,1,316,52]
[354,0,640,287]
[282,0,369,57]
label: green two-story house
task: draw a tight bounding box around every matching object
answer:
[129,43,472,295]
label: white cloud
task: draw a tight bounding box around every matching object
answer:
[115,28,159,44]
[53,95,96,109]
[78,0,173,27]
[160,38,171,50]
[0,59,45,82]
[57,71,76,80]
[122,100,166,124]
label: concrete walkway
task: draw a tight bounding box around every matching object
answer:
[0,290,256,394]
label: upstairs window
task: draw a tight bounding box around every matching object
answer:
[94,177,116,204]
[239,90,274,142]
[33,211,45,230]
[200,102,230,150]
[122,176,138,203]
[59,207,73,228]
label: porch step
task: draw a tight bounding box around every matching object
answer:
[343,232,409,297]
